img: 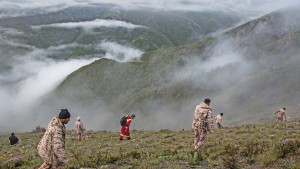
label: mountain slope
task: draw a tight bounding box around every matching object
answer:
[0,4,240,50]
[49,6,300,130]
[1,120,300,168]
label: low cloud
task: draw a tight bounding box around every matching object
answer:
[0,27,144,131]
[0,56,98,131]
[173,38,245,84]
[0,46,98,114]
[32,19,143,30]
[97,42,144,62]
[1,0,299,132]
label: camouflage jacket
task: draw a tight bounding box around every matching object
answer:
[192,102,214,132]
[37,116,68,165]
[275,108,286,118]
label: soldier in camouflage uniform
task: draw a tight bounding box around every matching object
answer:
[192,98,214,150]
[37,109,71,169]
[275,107,287,123]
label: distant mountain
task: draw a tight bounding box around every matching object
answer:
[0,4,240,54]
[51,6,300,130]
[214,6,300,124]
[0,3,247,131]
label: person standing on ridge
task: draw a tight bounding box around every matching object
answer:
[9,133,19,145]
[119,114,136,140]
[192,98,214,150]
[215,112,224,129]
[275,107,287,123]
[37,109,71,169]
[75,117,85,141]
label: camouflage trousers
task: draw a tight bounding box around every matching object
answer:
[77,132,85,141]
[39,162,64,169]
[194,129,207,150]
[276,116,284,123]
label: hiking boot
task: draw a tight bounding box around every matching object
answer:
[119,138,124,141]
[127,137,131,140]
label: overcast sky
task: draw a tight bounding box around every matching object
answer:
[0,0,299,18]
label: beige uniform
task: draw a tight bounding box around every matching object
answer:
[275,108,286,122]
[37,117,68,169]
[192,102,214,150]
[215,114,223,129]
[75,120,85,140]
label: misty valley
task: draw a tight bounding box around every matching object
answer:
[0,1,300,168]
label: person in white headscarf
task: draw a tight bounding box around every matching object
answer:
[75,117,85,141]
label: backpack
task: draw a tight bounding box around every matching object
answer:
[199,109,209,129]
[120,116,127,126]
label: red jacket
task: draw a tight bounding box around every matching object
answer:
[125,115,133,128]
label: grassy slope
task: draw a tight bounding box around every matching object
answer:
[0,120,300,169]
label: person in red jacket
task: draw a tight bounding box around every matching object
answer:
[120,114,136,140]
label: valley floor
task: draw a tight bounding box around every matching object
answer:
[1,120,300,169]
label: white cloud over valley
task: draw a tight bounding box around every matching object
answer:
[32,19,143,30]
[97,42,143,62]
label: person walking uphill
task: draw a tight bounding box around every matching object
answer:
[192,98,214,150]
[75,117,85,141]
[215,112,224,129]
[275,107,287,123]
[120,114,136,140]
[37,109,71,169]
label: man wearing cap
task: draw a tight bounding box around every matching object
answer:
[120,114,136,140]
[37,109,71,169]
[192,98,214,150]
[75,117,85,141]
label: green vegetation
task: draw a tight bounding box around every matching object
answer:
[0,4,240,55]
[75,27,174,51]
[52,6,300,127]
[28,27,81,48]
[1,120,299,168]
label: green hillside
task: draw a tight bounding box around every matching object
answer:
[0,4,241,59]
[0,4,245,132]
[1,120,299,168]
[51,6,300,128]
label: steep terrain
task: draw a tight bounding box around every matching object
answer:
[1,120,300,168]
[0,4,245,131]
[0,3,244,131]
[53,6,300,130]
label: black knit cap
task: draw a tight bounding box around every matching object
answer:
[131,114,136,119]
[58,109,71,119]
